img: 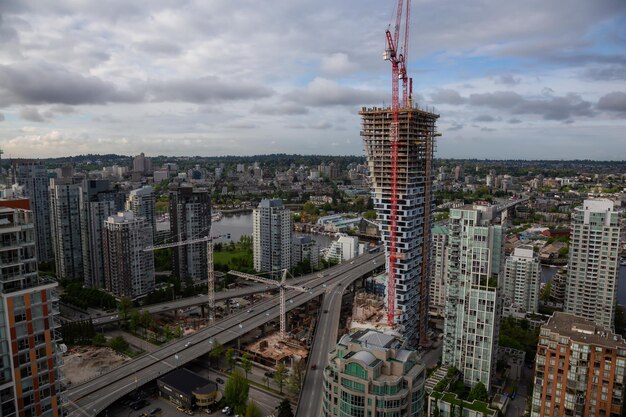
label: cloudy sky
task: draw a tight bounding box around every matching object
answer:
[1,0,625,159]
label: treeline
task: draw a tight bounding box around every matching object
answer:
[61,319,96,345]
[60,281,117,310]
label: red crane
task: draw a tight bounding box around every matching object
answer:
[383,0,411,326]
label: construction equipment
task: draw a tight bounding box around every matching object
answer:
[383,0,412,327]
[228,269,306,339]
[144,228,230,323]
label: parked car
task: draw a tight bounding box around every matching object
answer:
[310,364,317,370]
[149,407,162,415]
[216,377,224,384]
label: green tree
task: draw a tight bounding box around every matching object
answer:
[93,333,106,347]
[224,370,249,415]
[226,347,236,371]
[245,400,262,417]
[276,399,294,417]
[118,297,134,321]
[288,359,305,395]
[468,381,488,402]
[108,336,129,353]
[273,362,288,394]
[241,352,252,380]
[209,340,224,368]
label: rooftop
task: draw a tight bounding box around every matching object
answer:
[158,368,217,397]
[543,312,626,348]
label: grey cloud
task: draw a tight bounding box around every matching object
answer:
[135,40,182,56]
[584,65,626,81]
[597,92,626,113]
[147,76,273,103]
[0,61,140,106]
[49,104,75,114]
[448,123,463,131]
[473,115,497,122]
[251,103,309,115]
[507,118,522,124]
[20,107,46,122]
[310,121,333,130]
[430,89,466,105]
[0,112,4,122]
[469,91,593,121]
[495,75,520,85]
[284,78,385,107]
[481,127,496,132]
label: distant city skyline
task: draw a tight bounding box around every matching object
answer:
[0,1,625,159]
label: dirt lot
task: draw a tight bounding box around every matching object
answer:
[62,346,130,385]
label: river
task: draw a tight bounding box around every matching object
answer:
[212,212,335,249]
[542,264,626,305]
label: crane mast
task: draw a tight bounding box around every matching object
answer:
[383,0,411,327]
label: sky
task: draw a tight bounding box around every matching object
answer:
[0,0,625,160]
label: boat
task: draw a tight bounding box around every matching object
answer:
[211,212,223,222]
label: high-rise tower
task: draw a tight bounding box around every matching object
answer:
[169,184,211,282]
[442,204,503,389]
[103,211,155,298]
[360,106,439,347]
[0,201,63,417]
[11,161,54,262]
[126,185,156,238]
[564,198,621,328]
[49,178,83,280]
[253,199,292,274]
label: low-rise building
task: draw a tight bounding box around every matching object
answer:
[428,392,498,417]
[157,368,218,410]
[323,329,426,417]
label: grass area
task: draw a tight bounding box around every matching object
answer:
[214,249,251,265]
[431,391,497,415]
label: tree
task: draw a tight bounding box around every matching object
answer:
[209,340,224,368]
[275,399,294,417]
[224,370,249,415]
[93,333,106,347]
[288,359,305,395]
[241,352,252,380]
[245,400,262,417]
[273,362,288,394]
[226,347,236,371]
[108,336,129,353]
[468,382,488,402]
[118,297,134,321]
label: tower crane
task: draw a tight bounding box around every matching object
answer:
[228,269,307,339]
[144,228,230,324]
[383,0,412,327]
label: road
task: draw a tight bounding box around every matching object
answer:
[90,284,275,326]
[295,270,351,417]
[65,252,384,416]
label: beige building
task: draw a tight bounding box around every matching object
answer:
[531,312,626,417]
[323,329,426,417]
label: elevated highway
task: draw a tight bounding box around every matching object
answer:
[65,252,384,416]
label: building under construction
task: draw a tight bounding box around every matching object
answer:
[360,105,439,347]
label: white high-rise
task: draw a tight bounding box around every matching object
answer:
[126,185,156,238]
[443,204,503,389]
[103,211,155,298]
[564,198,621,329]
[502,245,541,314]
[429,225,448,319]
[253,199,292,273]
[11,162,54,262]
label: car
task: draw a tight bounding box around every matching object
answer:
[350,261,354,265]
[323,310,328,314]
[310,364,317,370]
[185,341,192,347]
[246,309,253,313]
[131,400,148,410]
[216,377,224,384]
[264,371,275,378]
[149,408,161,415]
[222,406,230,413]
